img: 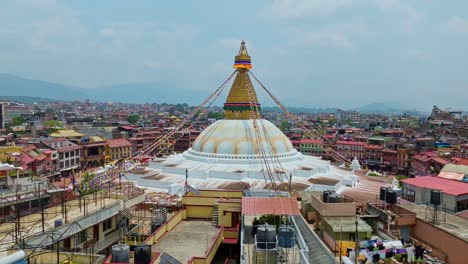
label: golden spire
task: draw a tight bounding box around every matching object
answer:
[224,41,260,120]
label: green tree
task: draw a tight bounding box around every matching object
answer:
[10,116,25,126]
[207,112,224,120]
[279,120,291,132]
[43,120,63,134]
[127,114,141,124]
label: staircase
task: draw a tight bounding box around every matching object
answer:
[390,225,400,239]
[119,198,133,219]
[212,203,219,226]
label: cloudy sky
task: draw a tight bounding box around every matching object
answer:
[1,0,467,110]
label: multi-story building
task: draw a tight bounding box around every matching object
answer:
[335,141,365,160]
[80,139,106,168]
[300,139,323,155]
[411,151,437,176]
[106,138,133,161]
[39,138,82,177]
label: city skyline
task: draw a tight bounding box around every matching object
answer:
[1,0,468,110]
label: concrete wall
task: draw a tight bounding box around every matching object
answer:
[412,219,468,264]
[144,209,186,245]
[188,226,224,264]
[409,185,457,212]
[310,192,356,217]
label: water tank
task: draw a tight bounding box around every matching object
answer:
[430,190,441,205]
[134,244,152,264]
[112,244,130,263]
[386,190,397,204]
[256,224,276,250]
[54,219,63,227]
[326,193,343,203]
[278,226,295,248]
[323,190,334,203]
[379,187,388,201]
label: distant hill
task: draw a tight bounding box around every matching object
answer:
[0,96,58,103]
[353,102,425,116]
[0,73,206,104]
[262,106,338,114]
[0,73,89,101]
[90,83,205,105]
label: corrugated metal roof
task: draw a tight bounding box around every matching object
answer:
[401,176,468,196]
[241,197,300,215]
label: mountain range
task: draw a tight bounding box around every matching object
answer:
[0,73,430,115]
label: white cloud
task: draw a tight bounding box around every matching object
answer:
[445,16,468,34]
[9,0,57,9]
[262,0,423,25]
[407,49,429,60]
[99,27,115,38]
[262,0,353,18]
[290,28,353,48]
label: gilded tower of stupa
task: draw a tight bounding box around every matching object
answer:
[223,41,261,120]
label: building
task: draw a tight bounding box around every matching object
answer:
[80,138,106,168]
[299,138,323,155]
[50,129,85,143]
[39,138,82,177]
[106,138,133,161]
[336,109,360,122]
[401,176,468,213]
[411,151,437,176]
[0,103,4,129]
[335,141,365,160]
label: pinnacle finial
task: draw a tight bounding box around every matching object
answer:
[234,41,252,69]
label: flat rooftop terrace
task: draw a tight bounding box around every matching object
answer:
[401,203,468,242]
[151,220,218,263]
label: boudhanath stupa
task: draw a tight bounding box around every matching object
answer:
[127,41,358,194]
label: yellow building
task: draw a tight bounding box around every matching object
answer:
[106,138,133,161]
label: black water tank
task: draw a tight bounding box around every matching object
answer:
[430,190,441,205]
[134,244,152,264]
[386,190,397,204]
[323,191,333,203]
[327,194,343,203]
[379,187,388,201]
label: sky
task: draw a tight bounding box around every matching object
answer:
[0,0,467,110]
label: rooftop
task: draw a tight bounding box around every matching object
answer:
[322,216,373,233]
[50,129,84,138]
[401,176,468,196]
[107,138,133,148]
[151,220,218,263]
[241,197,300,215]
[401,203,468,242]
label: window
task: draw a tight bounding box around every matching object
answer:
[60,161,64,168]
[65,160,69,167]
[402,187,415,202]
[103,218,112,232]
[75,150,79,156]
[65,152,69,158]
[75,230,87,245]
